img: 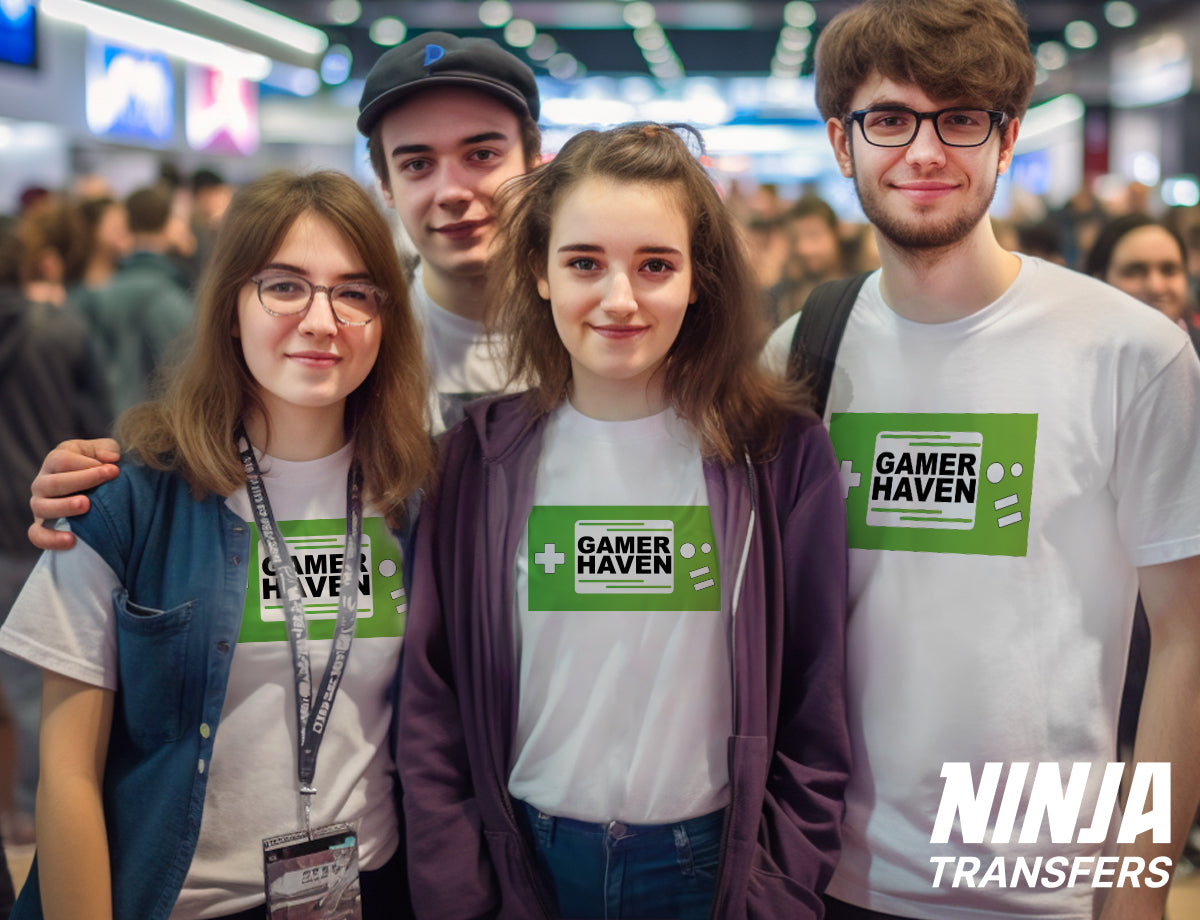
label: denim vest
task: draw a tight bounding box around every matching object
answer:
[13,462,251,920]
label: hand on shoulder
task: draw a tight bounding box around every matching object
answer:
[28,439,122,551]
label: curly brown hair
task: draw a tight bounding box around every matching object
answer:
[490,122,810,464]
[117,170,433,525]
[814,0,1036,123]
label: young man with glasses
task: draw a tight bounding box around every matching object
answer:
[767,2,1200,919]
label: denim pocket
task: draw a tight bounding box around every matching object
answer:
[675,814,724,880]
[113,588,195,746]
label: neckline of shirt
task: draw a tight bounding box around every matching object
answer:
[867,253,1038,338]
[411,263,488,337]
[556,398,685,442]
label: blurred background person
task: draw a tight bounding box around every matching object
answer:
[767,194,850,322]
[79,184,193,416]
[14,197,89,309]
[1086,213,1199,354]
[0,214,108,874]
[77,196,131,292]
[186,168,232,282]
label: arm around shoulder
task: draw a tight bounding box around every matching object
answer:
[28,440,122,551]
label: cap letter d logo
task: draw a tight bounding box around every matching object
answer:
[424,44,445,66]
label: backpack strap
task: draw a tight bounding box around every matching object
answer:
[786,272,870,418]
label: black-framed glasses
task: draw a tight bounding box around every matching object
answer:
[251,272,387,326]
[845,106,1007,148]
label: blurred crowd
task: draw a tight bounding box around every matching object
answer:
[730,176,1200,350]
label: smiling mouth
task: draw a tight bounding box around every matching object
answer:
[289,352,341,367]
[434,219,492,240]
[590,324,649,339]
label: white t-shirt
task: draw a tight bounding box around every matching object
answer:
[507,401,732,824]
[409,264,511,433]
[0,443,405,918]
[768,256,1200,920]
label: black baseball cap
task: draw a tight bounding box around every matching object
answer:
[357,31,540,135]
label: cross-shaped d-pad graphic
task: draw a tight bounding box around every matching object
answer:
[534,543,566,574]
[839,459,861,499]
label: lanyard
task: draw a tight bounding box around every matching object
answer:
[237,428,364,836]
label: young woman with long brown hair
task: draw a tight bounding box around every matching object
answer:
[0,170,432,920]
[399,123,850,920]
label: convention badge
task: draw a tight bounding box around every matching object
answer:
[263,823,362,920]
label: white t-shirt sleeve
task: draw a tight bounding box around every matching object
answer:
[1111,339,1200,566]
[0,535,119,690]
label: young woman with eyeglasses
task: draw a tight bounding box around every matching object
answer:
[0,170,432,920]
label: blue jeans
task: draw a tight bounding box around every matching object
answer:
[519,801,724,920]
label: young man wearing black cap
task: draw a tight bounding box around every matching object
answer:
[358,30,542,431]
[26,31,543,546]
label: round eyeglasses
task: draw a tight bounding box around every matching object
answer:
[845,106,1007,148]
[251,272,387,326]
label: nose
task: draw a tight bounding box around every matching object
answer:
[905,116,947,168]
[433,161,473,210]
[601,271,637,315]
[298,289,340,336]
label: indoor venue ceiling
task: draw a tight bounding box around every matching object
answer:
[246,0,1188,84]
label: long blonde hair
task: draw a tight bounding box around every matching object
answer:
[118,170,433,524]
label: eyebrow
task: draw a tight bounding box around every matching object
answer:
[390,131,511,158]
[555,244,684,256]
[261,262,373,281]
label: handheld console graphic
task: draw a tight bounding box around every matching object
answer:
[829,413,1038,556]
[528,505,720,612]
[241,517,406,642]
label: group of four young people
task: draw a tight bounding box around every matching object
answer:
[10,1,1200,919]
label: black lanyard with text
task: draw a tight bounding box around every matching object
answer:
[237,428,364,837]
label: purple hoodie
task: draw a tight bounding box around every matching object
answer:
[398,393,850,919]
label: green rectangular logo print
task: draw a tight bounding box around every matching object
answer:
[528,505,720,612]
[240,516,405,643]
[828,413,1038,556]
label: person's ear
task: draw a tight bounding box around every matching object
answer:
[997,117,1020,176]
[829,117,855,178]
[379,179,394,210]
[537,274,550,301]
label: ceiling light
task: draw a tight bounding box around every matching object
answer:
[1064,20,1097,50]
[634,24,666,51]
[326,0,360,26]
[1104,1,1137,28]
[623,2,656,29]
[779,26,811,50]
[478,0,512,28]
[528,33,557,61]
[783,1,816,29]
[1036,41,1068,71]
[547,52,579,80]
[162,0,327,55]
[504,18,536,48]
[369,16,406,46]
[42,0,271,80]
[320,43,351,84]
[643,45,672,64]
[774,47,805,67]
